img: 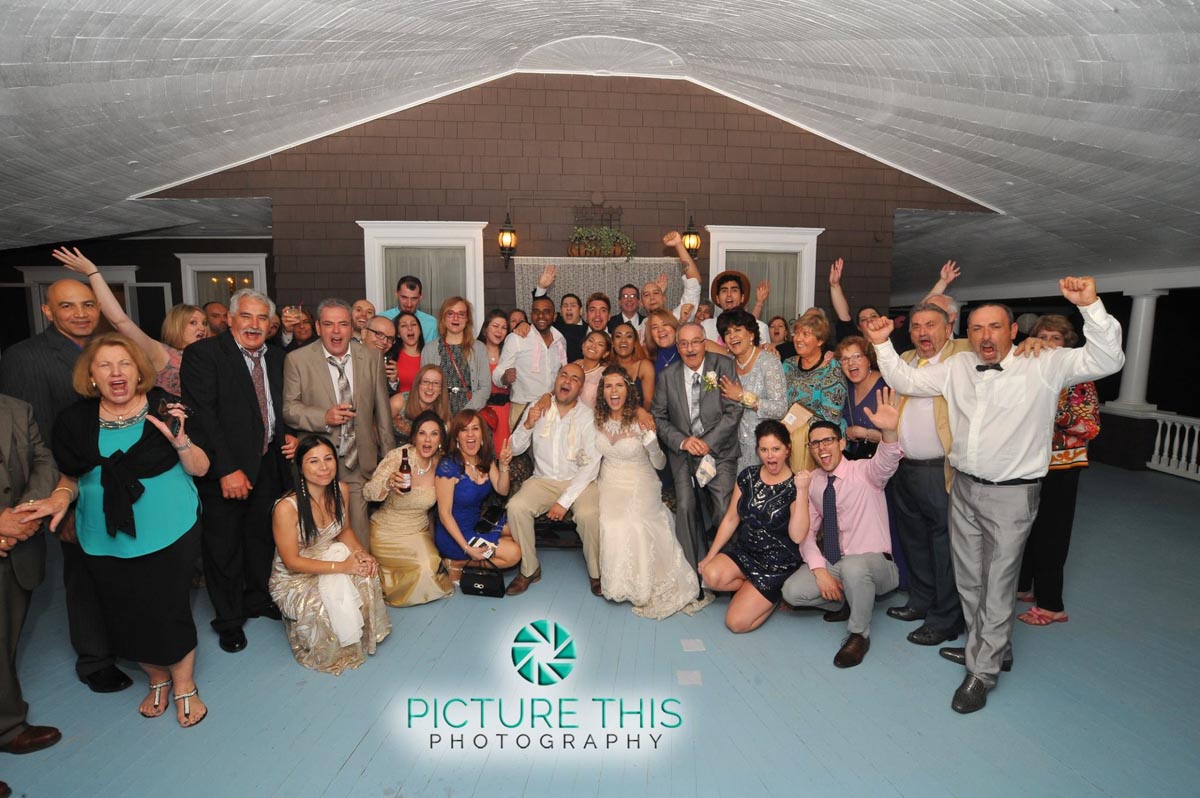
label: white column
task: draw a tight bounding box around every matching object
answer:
[1107,289,1167,413]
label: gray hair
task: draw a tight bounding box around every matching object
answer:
[316,297,352,321]
[908,301,951,324]
[229,288,275,318]
[923,292,960,321]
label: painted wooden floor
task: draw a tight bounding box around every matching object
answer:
[5,463,1199,797]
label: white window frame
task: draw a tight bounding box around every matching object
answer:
[176,253,268,306]
[357,221,487,314]
[705,225,824,319]
[16,265,146,334]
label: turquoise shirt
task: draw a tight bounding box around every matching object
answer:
[380,306,438,343]
[76,421,199,558]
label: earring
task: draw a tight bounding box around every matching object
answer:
[90,379,96,389]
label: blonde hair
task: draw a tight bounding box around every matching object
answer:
[72,332,157,398]
[160,304,205,349]
[436,296,476,362]
[404,364,451,423]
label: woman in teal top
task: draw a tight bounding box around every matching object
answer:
[23,333,212,729]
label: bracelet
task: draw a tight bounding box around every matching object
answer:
[52,486,76,501]
[85,271,99,277]
[499,466,509,473]
[173,436,192,451]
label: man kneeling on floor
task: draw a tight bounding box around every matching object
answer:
[781,389,903,668]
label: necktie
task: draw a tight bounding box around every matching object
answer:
[689,372,704,436]
[822,475,841,565]
[328,355,358,471]
[917,358,929,368]
[246,349,269,455]
[976,363,1003,372]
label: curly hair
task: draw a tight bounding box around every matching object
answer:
[593,364,641,430]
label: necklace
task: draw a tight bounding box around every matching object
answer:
[735,348,757,370]
[98,400,148,429]
[412,452,432,476]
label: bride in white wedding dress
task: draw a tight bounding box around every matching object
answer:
[594,366,713,620]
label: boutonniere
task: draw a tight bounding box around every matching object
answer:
[703,371,718,392]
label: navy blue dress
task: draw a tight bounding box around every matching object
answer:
[721,466,801,602]
[433,458,501,560]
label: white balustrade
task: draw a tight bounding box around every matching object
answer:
[1147,415,1200,482]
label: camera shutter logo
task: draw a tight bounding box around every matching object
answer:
[511,620,576,685]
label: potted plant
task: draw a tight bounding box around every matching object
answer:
[568,226,636,259]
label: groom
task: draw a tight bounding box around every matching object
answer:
[651,322,743,569]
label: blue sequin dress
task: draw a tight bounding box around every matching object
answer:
[720,466,801,602]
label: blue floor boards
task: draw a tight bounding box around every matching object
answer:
[4,464,1198,797]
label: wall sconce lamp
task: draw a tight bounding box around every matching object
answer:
[498,213,518,269]
[681,216,702,259]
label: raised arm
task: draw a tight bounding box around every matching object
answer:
[828,258,852,323]
[864,316,950,398]
[927,260,960,297]
[52,247,168,372]
[1048,276,1126,386]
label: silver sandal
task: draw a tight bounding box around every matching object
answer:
[173,687,207,728]
[139,679,172,718]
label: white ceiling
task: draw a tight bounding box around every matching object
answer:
[2,0,1198,295]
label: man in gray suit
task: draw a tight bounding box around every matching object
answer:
[283,298,393,547]
[651,322,743,569]
[0,394,62,758]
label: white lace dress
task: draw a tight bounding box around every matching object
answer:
[595,422,713,620]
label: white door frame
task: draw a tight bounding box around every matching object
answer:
[705,225,824,318]
[175,253,268,305]
[357,221,488,314]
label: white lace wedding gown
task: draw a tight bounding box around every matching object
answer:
[596,422,713,620]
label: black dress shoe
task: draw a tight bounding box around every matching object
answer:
[886,606,926,622]
[951,674,990,714]
[0,725,62,754]
[79,665,134,693]
[939,647,1013,672]
[219,629,248,653]
[823,603,851,622]
[248,604,283,621]
[1,778,12,798]
[907,625,960,646]
[833,633,870,668]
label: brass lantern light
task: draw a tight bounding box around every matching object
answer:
[498,213,518,269]
[681,216,702,259]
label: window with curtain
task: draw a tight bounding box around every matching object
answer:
[383,247,467,316]
[725,250,801,324]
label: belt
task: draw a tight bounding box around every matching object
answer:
[904,457,945,467]
[961,472,1041,487]
[486,392,509,407]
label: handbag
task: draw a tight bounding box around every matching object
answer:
[460,557,505,598]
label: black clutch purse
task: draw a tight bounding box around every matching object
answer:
[460,558,505,598]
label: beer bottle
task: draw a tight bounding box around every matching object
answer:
[397,448,412,493]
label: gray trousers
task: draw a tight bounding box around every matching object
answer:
[669,453,737,570]
[781,553,899,636]
[0,559,31,745]
[949,472,1040,687]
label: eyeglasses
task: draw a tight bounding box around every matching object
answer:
[808,436,839,450]
[418,379,442,388]
[841,353,867,363]
[444,310,467,319]
[619,292,639,300]
[365,328,395,343]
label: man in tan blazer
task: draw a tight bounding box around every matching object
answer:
[283,299,393,547]
[884,302,972,647]
[0,394,62,758]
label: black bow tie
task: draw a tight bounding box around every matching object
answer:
[976,364,1003,372]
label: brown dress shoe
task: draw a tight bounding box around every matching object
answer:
[833,633,870,668]
[0,725,62,755]
[0,778,11,798]
[589,577,602,596]
[505,567,541,596]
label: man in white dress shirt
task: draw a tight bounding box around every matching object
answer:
[494,295,568,429]
[504,363,602,597]
[866,276,1124,714]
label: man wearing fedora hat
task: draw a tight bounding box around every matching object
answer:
[702,271,771,345]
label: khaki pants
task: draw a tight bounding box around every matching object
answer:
[506,478,601,578]
[508,402,529,431]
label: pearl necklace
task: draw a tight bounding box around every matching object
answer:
[735,348,757,370]
[412,452,432,476]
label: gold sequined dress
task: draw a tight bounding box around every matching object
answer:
[364,447,453,607]
[269,496,392,675]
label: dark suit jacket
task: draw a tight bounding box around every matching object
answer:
[607,313,645,336]
[181,331,289,484]
[282,340,393,475]
[652,353,743,464]
[0,395,59,590]
[0,326,85,448]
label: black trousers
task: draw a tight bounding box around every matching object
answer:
[891,459,964,634]
[1018,467,1082,613]
[198,453,283,633]
[60,529,116,678]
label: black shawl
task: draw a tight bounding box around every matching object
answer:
[52,388,181,538]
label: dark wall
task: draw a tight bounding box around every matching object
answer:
[154,73,987,312]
